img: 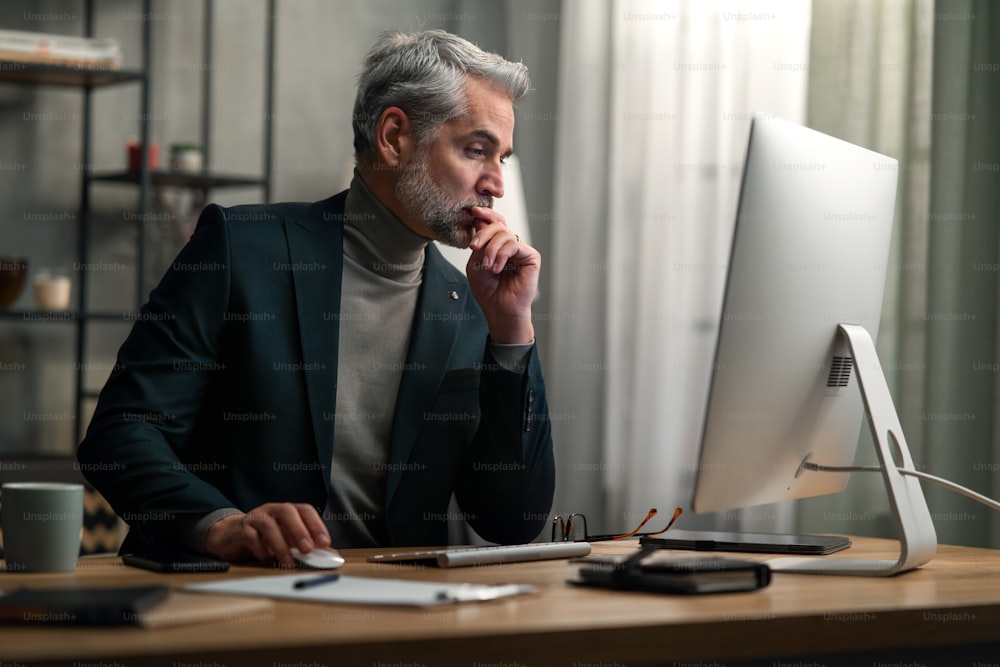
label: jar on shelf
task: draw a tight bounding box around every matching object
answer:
[170,143,203,173]
[34,268,72,311]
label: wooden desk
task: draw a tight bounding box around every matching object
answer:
[2,536,1000,666]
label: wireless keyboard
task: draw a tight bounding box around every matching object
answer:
[368,541,592,568]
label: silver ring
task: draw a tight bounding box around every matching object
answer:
[515,234,521,243]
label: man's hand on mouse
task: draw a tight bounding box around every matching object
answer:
[204,502,335,567]
[465,206,539,345]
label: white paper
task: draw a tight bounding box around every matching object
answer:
[185,574,534,607]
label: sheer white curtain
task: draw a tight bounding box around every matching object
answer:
[549,0,812,533]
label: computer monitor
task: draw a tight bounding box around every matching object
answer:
[690,116,936,576]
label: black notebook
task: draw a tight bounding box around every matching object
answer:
[0,585,170,626]
[571,549,771,595]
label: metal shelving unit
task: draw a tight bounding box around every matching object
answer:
[0,0,275,451]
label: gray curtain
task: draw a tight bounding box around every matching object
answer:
[923,0,1000,547]
[800,0,1000,548]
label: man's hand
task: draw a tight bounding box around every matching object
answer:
[466,206,539,344]
[204,502,334,567]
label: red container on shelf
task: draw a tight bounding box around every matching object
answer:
[126,140,159,171]
[0,257,28,310]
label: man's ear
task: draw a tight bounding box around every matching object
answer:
[375,107,414,168]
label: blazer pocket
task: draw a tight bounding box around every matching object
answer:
[438,368,481,393]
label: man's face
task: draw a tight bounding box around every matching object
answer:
[394,77,515,248]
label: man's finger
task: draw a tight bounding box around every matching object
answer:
[246,509,295,567]
[240,516,270,563]
[470,205,504,224]
[488,238,521,274]
[468,207,508,250]
[295,503,332,548]
[270,503,320,555]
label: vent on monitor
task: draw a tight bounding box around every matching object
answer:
[827,355,853,388]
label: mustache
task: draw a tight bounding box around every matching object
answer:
[466,195,493,210]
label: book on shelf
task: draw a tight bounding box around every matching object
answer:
[0,29,122,70]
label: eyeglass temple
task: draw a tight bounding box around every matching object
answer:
[641,506,683,537]
[612,506,683,540]
[612,508,658,540]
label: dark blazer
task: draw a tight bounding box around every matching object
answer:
[77,191,555,553]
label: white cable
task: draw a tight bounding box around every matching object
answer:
[803,461,1000,512]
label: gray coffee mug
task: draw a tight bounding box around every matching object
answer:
[2,482,84,573]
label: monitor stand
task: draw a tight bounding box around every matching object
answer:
[767,323,937,577]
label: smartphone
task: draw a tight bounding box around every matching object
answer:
[639,529,851,555]
[122,552,230,573]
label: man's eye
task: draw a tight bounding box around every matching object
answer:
[467,147,485,158]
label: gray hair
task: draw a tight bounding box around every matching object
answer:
[352,30,531,169]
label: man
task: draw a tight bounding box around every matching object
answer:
[77,30,555,567]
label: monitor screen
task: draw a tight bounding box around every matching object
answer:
[691,116,898,514]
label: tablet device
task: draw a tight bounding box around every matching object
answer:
[639,530,851,555]
[0,585,170,625]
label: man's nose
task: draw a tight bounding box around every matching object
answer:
[479,163,505,200]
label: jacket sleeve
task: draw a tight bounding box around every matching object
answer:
[76,205,237,550]
[455,343,556,544]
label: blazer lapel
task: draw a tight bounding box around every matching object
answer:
[284,193,347,491]
[385,246,469,504]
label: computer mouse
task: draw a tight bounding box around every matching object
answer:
[289,547,345,570]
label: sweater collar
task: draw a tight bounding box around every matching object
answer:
[343,170,428,283]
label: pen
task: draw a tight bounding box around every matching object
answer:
[293,573,341,590]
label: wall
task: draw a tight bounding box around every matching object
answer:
[0,0,561,457]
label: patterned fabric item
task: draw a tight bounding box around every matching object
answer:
[81,485,124,555]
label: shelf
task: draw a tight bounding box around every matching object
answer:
[82,311,139,321]
[91,170,266,190]
[0,457,88,481]
[0,60,144,88]
[0,309,80,322]
[0,310,138,323]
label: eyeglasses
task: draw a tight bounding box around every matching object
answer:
[551,507,683,542]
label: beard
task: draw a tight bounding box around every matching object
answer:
[394,148,493,249]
